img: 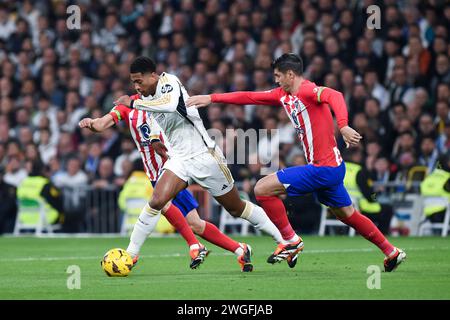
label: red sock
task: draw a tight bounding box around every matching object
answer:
[164,204,198,247]
[200,222,241,253]
[256,195,296,241]
[339,209,395,256]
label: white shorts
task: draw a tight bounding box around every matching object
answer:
[163,147,234,197]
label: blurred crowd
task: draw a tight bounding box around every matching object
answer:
[0,0,449,232]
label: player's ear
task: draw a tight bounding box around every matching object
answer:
[287,70,295,79]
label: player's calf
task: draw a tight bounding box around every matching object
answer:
[186,214,207,235]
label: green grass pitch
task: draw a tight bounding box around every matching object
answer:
[0,235,449,300]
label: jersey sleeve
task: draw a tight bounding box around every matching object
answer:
[132,77,180,113]
[210,87,283,107]
[109,104,131,124]
[301,83,348,129]
[148,114,161,141]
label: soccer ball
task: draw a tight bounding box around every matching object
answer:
[101,248,133,277]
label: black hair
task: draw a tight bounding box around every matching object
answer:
[130,56,156,74]
[400,130,414,137]
[392,101,407,111]
[271,53,303,75]
[302,25,316,35]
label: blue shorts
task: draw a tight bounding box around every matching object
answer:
[276,162,352,208]
[151,181,199,216]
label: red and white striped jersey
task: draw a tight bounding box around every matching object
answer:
[109,95,169,181]
[211,80,349,167]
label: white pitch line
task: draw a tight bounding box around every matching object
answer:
[2,246,445,263]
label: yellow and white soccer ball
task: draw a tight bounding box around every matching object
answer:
[101,248,133,277]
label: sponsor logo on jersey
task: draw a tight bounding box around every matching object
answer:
[161,84,173,94]
[289,100,305,136]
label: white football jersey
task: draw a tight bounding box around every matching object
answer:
[133,72,216,160]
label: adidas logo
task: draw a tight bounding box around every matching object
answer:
[138,218,149,226]
[221,184,228,190]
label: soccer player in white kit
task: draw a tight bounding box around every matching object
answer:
[115,56,289,271]
[79,100,254,271]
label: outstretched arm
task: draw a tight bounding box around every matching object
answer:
[79,103,130,132]
[317,87,348,129]
[79,114,115,132]
[314,86,362,147]
[187,88,283,108]
[115,93,179,113]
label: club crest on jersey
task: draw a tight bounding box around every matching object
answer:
[139,123,151,140]
[161,84,173,94]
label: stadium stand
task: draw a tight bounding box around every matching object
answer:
[0,0,448,235]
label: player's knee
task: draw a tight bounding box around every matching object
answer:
[188,219,204,234]
[225,201,246,217]
[254,180,268,197]
[331,205,354,220]
[149,195,166,211]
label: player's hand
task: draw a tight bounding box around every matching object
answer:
[79,118,94,129]
[151,140,169,161]
[114,95,132,108]
[186,95,212,108]
[340,126,362,148]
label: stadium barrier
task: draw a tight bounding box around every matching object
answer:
[62,186,120,233]
[418,197,450,236]
[9,182,449,237]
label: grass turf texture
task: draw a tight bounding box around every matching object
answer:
[0,235,449,300]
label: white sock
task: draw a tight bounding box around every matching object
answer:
[287,234,300,243]
[126,204,161,257]
[189,243,201,251]
[240,201,285,244]
[234,243,245,256]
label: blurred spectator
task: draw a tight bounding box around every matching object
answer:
[418,137,439,172]
[394,151,417,187]
[417,113,436,141]
[3,156,27,187]
[435,101,450,134]
[0,5,16,41]
[392,131,416,161]
[387,66,416,106]
[56,131,75,169]
[373,157,395,189]
[436,120,450,155]
[37,128,57,165]
[85,140,102,178]
[0,167,17,234]
[52,156,88,188]
[92,157,117,189]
